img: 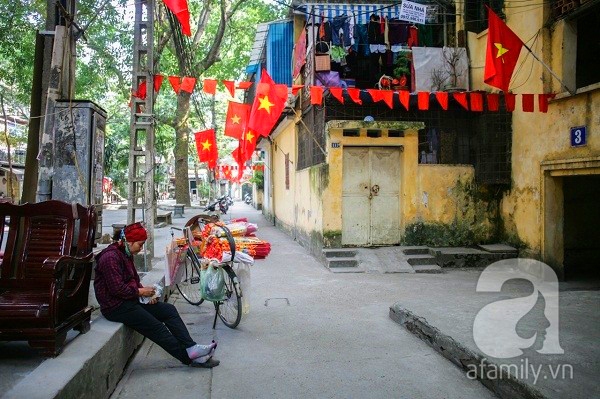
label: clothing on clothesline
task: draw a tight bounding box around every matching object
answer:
[331,15,351,47]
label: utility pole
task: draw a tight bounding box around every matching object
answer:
[128,0,156,259]
[35,0,78,202]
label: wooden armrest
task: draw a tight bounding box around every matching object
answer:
[42,253,94,273]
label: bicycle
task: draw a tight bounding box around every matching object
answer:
[174,215,243,329]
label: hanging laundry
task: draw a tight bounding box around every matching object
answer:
[331,15,350,47]
[408,25,419,48]
[353,23,370,56]
[368,15,385,53]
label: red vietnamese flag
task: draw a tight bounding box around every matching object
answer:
[241,129,258,161]
[247,69,287,137]
[194,129,218,169]
[224,102,250,139]
[162,0,191,36]
[484,6,524,92]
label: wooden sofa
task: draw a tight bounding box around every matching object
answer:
[0,200,97,356]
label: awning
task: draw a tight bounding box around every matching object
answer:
[295,3,402,25]
[0,166,24,181]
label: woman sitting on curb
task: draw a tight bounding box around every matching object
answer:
[94,222,219,368]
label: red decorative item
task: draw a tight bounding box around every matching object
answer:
[470,92,484,111]
[162,0,191,36]
[417,91,430,110]
[435,91,448,110]
[484,6,524,92]
[505,93,516,111]
[154,75,164,92]
[247,69,287,137]
[203,79,217,95]
[453,92,469,110]
[330,87,344,104]
[310,86,324,105]
[522,94,534,112]
[486,93,500,111]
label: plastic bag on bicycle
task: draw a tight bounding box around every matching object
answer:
[200,264,226,302]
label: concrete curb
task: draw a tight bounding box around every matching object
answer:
[389,304,545,399]
[2,266,167,399]
[3,318,143,399]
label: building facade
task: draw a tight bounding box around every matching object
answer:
[249,0,599,280]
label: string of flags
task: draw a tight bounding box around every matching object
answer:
[157,1,561,182]
[133,74,557,113]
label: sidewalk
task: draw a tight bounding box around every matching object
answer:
[108,203,494,399]
[389,269,600,399]
[1,203,598,398]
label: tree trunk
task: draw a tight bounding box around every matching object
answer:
[174,92,191,206]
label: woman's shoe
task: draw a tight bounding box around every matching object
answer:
[190,357,220,368]
[186,340,217,360]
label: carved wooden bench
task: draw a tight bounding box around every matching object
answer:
[0,200,97,356]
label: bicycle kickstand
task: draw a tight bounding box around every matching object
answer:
[212,305,219,329]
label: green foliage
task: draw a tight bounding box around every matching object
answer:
[0,1,44,106]
[250,170,264,190]
[393,52,411,79]
[402,221,478,247]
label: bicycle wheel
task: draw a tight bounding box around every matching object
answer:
[176,250,204,306]
[216,266,242,328]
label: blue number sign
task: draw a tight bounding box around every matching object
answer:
[570,126,586,147]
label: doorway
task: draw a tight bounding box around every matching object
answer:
[563,175,600,280]
[341,147,401,246]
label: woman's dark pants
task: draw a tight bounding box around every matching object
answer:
[105,300,196,364]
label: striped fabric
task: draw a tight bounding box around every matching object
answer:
[297,3,402,25]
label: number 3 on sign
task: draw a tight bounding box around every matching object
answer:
[570,126,586,147]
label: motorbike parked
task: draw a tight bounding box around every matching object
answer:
[244,193,252,205]
[203,196,229,215]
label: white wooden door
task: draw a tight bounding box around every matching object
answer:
[342,147,401,245]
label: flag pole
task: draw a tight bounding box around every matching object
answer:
[521,42,575,95]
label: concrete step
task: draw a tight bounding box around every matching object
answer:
[401,246,430,255]
[328,266,365,273]
[327,257,358,268]
[323,248,358,258]
[406,254,438,266]
[383,260,416,274]
[412,264,443,274]
[477,243,518,254]
[430,247,518,268]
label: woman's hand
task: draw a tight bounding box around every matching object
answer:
[138,287,156,298]
[148,298,158,305]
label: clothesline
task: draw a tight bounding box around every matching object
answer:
[132,76,555,114]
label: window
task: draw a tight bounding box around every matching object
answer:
[285,153,290,190]
[575,4,600,89]
[388,130,404,138]
[465,0,504,34]
[297,106,326,170]
[366,130,381,138]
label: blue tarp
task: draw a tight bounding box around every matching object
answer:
[266,21,293,86]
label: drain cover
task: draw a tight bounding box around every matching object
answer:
[264,298,290,307]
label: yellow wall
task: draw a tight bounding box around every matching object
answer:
[465,5,600,261]
[270,120,501,250]
[271,120,297,231]
[414,164,475,223]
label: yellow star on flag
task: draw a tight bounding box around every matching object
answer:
[245,131,255,143]
[231,114,241,124]
[201,140,212,151]
[494,42,509,60]
[257,95,274,114]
